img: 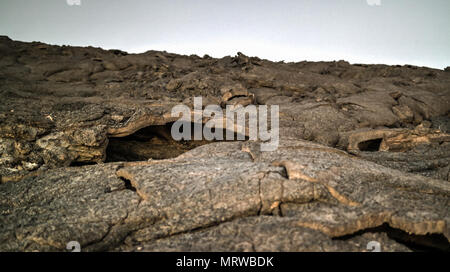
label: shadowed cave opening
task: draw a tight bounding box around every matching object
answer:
[106,122,246,162]
[334,223,450,252]
[358,138,383,152]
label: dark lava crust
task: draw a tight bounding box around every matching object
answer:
[0,36,449,252]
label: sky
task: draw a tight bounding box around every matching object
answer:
[0,0,449,69]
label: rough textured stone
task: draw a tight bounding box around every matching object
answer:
[1,140,449,252]
[0,37,449,251]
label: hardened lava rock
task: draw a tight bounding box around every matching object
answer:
[0,141,449,251]
[0,36,449,251]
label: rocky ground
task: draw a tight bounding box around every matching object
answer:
[0,36,449,251]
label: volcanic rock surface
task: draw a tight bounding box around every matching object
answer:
[0,36,449,251]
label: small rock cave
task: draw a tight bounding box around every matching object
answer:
[106,122,245,162]
[358,138,383,152]
[334,223,450,252]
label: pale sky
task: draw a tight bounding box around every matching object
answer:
[0,0,449,69]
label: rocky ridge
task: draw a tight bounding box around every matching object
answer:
[0,36,449,251]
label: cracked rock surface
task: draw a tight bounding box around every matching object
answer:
[1,141,449,251]
[0,37,449,251]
